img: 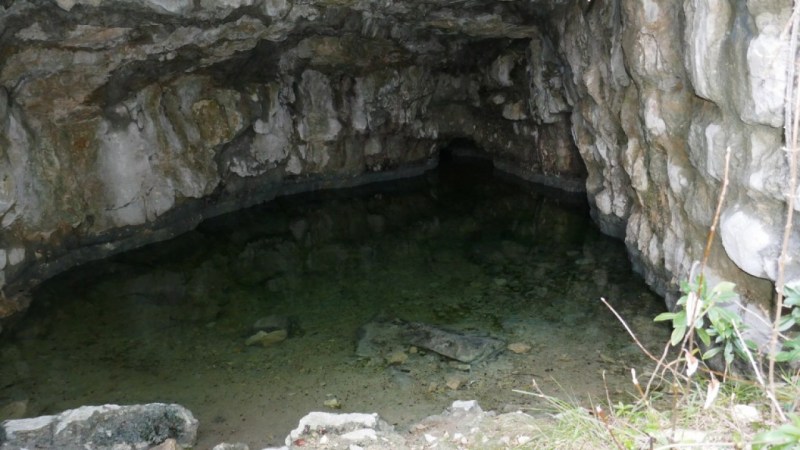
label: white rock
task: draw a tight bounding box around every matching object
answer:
[286,412,379,445]
[490,54,515,87]
[341,429,377,442]
[745,28,788,127]
[8,248,25,266]
[732,404,762,424]
[296,70,342,142]
[720,208,773,278]
[451,400,481,413]
[212,443,250,450]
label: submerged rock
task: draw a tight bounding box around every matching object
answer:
[403,321,505,363]
[245,314,291,347]
[245,329,287,347]
[356,318,505,364]
[0,403,198,450]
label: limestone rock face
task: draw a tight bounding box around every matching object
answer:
[0,0,797,326]
[557,0,798,315]
[0,0,582,323]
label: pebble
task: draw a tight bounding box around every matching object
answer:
[732,404,761,424]
[0,399,28,421]
[244,329,287,347]
[445,375,465,390]
[323,398,342,409]
[386,350,408,365]
[448,361,471,371]
[211,444,249,450]
[507,342,531,354]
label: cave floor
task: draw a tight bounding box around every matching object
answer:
[0,161,669,448]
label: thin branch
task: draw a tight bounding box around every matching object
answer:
[769,1,800,414]
[600,297,660,362]
[732,322,787,421]
[699,147,732,277]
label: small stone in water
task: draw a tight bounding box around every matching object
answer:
[386,350,408,365]
[323,398,342,409]
[245,329,287,347]
[507,342,531,354]
[445,375,465,390]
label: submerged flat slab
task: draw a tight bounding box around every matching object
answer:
[357,317,505,364]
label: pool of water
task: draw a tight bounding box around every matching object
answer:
[0,160,669,447]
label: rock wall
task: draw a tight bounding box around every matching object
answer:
[0,0,583,327]
[557,0,798,319]
[0,0,797,331]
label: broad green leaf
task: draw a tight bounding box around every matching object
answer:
[654,312,677,322]
[779,315,796,332]
[784,282,800,304]
[696,327,711,347]
[702,346,721,360]
[670,326,686,347]
[724,342,734,365]
[708,307,720,323]
[776,348,800,363]
[673,310,687,328]
[753,429,791,447]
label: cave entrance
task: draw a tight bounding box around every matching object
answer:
[0,159,668,447]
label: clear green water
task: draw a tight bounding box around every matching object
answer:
[0,160,669,447]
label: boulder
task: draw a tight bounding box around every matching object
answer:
[0,403,197,450]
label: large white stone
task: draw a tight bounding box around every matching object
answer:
[286,412,380,445]
[720,208,773,278]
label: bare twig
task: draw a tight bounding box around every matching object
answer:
[600,297,660,362]
[699,147,732,277]
[732,322,787,421]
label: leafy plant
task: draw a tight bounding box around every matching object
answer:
[654,276,750,368]
[753,413,800,449]
[776,281,800,363]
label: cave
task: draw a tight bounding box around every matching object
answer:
[0,0,798,448]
